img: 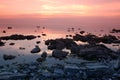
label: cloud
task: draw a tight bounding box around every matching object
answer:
[0,0,120,18]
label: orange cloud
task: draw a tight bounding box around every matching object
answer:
[0,0,120,18]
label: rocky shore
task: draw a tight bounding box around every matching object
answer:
[0,57,120,80]
[0,27,120,80]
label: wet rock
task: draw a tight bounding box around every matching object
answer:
[2,30,6,33]
[45,38,77,50]
[3,54,16,60]
[31,45,41,53]
[36,41,41,44]
[110,28,120,33]
[100,35,118,44]
[80,31,85,34]
[52,50,69,59]
[37,35,41,38]
[19,47,25,50]
[41,51,47,59]
[36,57,45,62]
[9,43,15,46]
[42,34,46,36]
[8,27,12,29]
[0,34,36,40]
[78,44,118,61]
[64,65,79,73]
[0,41,5,46]
[73,34,119,44]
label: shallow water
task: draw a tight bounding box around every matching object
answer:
[0,19,120,66]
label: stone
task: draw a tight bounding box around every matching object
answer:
[64,65,80,73]
[36,41,41,44]
[9,43,15,46]
[78,44,118,61]
[54,68,64,75]
[3,54,16,60]
[52,50,69,59]
[0,34,36,40]
[31,45,41,53]
[0,41,5,46]
[41,51,47,59]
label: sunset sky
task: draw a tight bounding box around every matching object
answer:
[0,0,120,18]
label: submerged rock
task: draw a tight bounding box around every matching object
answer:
[3,54,16,60]
[52,50,69,59]
[31,45,41,53]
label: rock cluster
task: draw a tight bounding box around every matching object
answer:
[0,34,36,40]
[73,34,120,44]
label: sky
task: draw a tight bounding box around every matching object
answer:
[0,0,120,18]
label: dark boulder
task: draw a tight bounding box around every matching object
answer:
[52,50,69,59]
[45,38,77,50]
[41,51,47,59]
[78,44,118,61]
[3,54,16,60]
[31,46,41,53]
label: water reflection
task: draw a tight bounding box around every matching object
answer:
[0,26,119,66]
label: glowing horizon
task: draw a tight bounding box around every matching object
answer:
[0,0,120,18]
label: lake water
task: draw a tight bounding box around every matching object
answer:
[0,17,120,66]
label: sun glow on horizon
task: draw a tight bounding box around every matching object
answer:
[0,0,120,18]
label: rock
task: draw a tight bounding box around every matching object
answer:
[0,41,5,46]
[0,73,27,80]
[41,51,47,59]
[80,31,85,34]
[73,34,119,44]
[2,30,6,33]
[52,50,69,59]
[42,34,46,36]
[36,57,45,62]
[3,54,16,60]
[9,43,15,46]
[0,34,36,40]
[78,44,118,61]
[45,38,77,50]
[64,65,80,73]
[110,28,120,33]
[37,35,41,38]
[8,27,12,29]
[54,68,64,75]
[31,45,41,53]
[19,47,25,50]
[36,41,41,44]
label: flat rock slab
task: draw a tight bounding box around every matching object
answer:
[0,73,27,80]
